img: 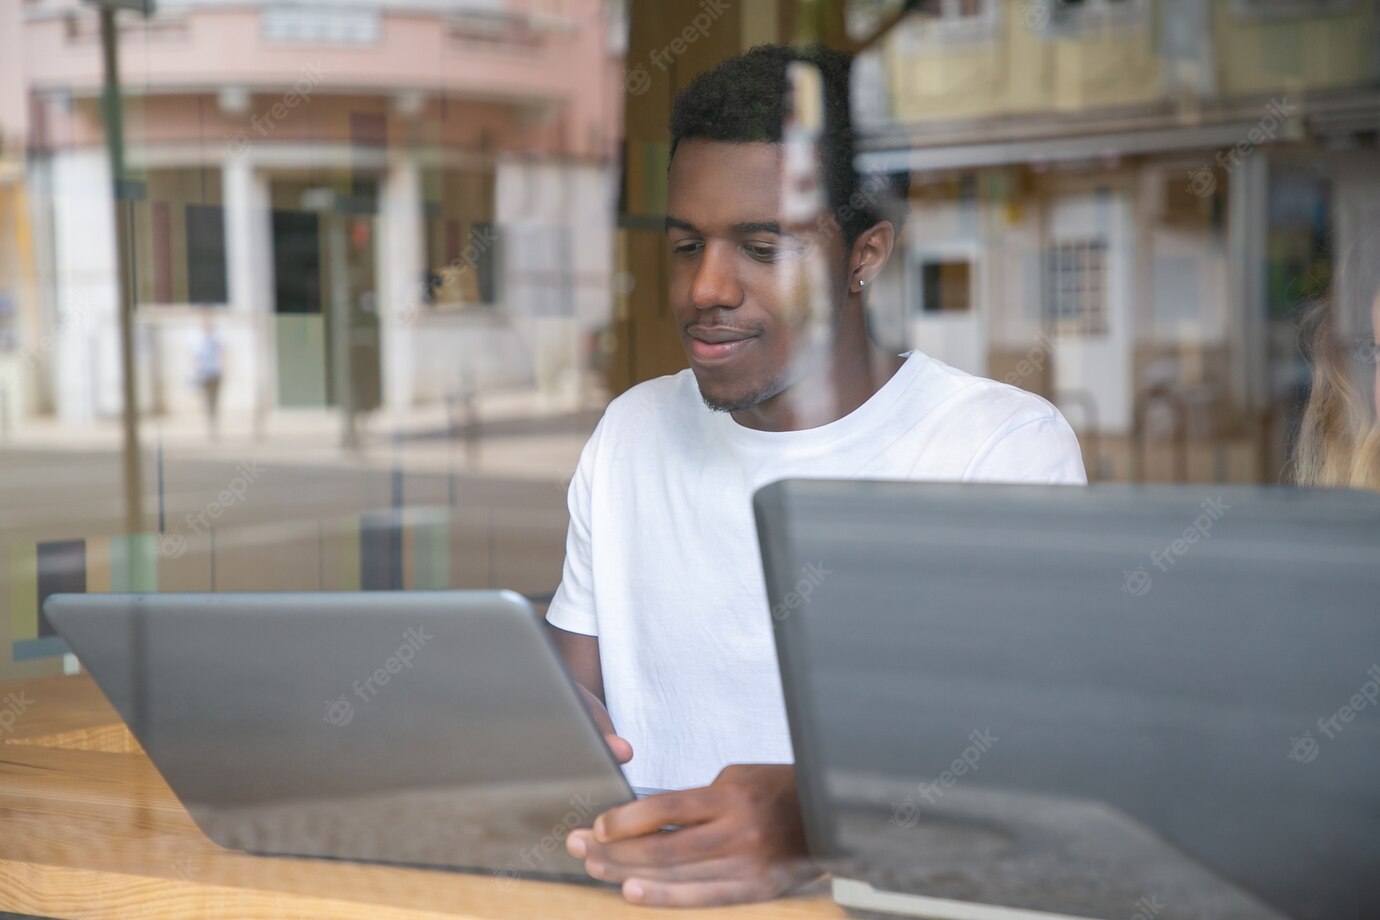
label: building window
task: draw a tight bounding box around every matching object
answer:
[895,0,999,49]
[422,167,499,308]
[186,204,228,305]
[1040,0,1147,34]
[1043,238,1108,336]
[130,168,228,308]
[915,257,974,315]
[931,0,988,17]
[0,291,16,352]
[262,4,380,44]
[1231,0,1354,18]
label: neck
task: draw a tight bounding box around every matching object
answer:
[730,312,904,433]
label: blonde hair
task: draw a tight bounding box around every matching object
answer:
[1293,230,1380,491]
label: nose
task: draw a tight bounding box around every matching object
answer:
[689,241,744,313]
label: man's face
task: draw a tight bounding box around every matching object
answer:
[665,139,848,412]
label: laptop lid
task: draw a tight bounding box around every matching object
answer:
[44,589,633,881]
[756,480,1379,920]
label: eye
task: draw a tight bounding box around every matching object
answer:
[743,243,780,263]
[671,240,702,258]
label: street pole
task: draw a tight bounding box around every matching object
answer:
[98,5,144,539]
[327,212,358,450]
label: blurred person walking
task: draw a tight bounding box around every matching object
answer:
[191,314,226,441]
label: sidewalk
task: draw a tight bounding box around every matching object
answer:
[0,389,605,485]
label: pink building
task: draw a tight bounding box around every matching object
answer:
[4,0,625,428]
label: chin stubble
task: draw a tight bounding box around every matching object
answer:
[697,375,790,414]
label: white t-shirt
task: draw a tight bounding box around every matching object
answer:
[546,350,1087,791]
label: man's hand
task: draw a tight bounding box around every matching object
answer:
[575,683,633,765]
[566,764,818,907]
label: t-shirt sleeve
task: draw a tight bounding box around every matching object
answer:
[964,413,1088,485]
[545,418,603,636]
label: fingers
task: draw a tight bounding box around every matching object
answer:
[575,683,615,735]
[569,766,814,907]
[573,684,633,763]
[568,820,732,869]
[605,733,633,764]
[619,874,792,908]
[593,788,723,842]
[587,854,744,884]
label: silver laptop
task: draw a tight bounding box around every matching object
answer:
[45,590,634,881]
[755,481,1380,920]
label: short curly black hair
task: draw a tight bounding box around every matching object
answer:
[669,43,908,246]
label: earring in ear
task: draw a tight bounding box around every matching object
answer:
[859,278,866,287]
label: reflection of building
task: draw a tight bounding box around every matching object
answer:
[856,0,1379,481]
[9,0,624,429]
[0,0,36,436]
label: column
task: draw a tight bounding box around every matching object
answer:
[51,150,118,425]
[377,154,422,414]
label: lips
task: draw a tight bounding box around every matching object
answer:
[686,326,758,365]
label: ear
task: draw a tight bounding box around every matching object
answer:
[847,221,896,294]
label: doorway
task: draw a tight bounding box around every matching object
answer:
[269,175,382,414]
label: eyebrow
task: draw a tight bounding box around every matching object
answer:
[664,216,799,238]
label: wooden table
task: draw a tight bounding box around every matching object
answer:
[0,675,841,919]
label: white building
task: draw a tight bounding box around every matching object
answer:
[9,0,626,430]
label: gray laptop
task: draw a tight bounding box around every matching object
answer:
[755,481,1380,920]
[45,590,633,881]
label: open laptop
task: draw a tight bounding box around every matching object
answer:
[755,480,1380,920]
[45,590,634,881]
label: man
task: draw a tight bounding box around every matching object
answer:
[191,314,225,441]
[549,44,1086,908]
